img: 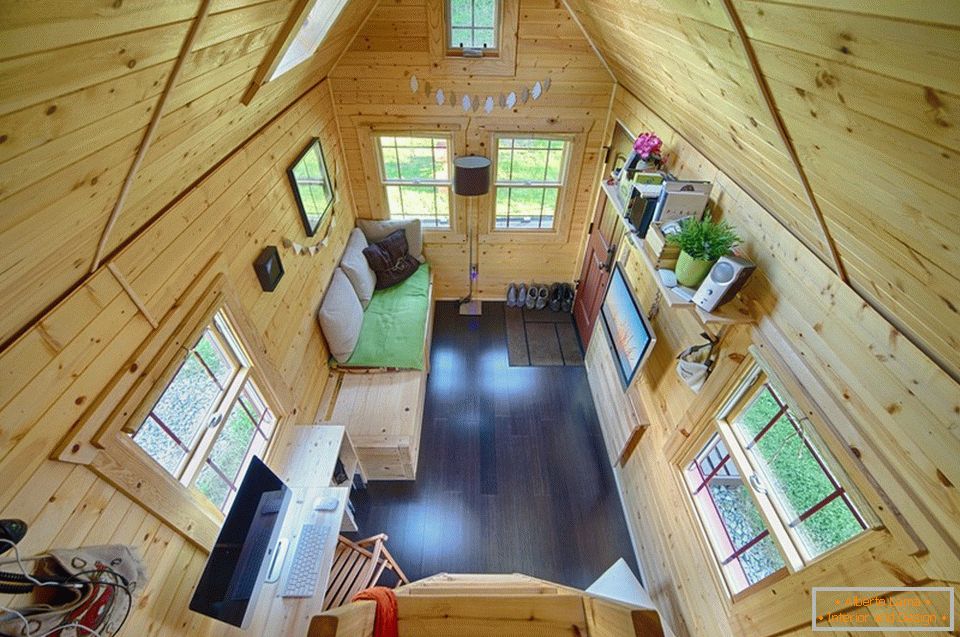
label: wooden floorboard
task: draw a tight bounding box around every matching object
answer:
[348,301,639,590]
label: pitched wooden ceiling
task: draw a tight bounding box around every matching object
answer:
[564,0,960,380]
[0,0,377,347]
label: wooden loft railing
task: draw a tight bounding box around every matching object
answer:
[308,573,667,637]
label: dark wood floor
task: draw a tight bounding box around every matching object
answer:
[348,301,639,590]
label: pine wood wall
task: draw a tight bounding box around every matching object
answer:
[604,87,959,637]
[329,0,616,299]
[0,0,376,347]
[565,0,960,385]
[0,0,376,633]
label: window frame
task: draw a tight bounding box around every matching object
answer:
[374,133,455,230]
[128,309,280,514]
[426,0,518,75]
[490,132,574,234]
[445,0,500,56]
[242,0,350,104]
[59,265,292,550]
[677,350,880,601]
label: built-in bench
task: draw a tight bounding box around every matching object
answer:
[317,220,433,481]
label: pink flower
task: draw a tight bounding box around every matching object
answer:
[634,132,662,160]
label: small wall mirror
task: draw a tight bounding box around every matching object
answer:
[287,138,334,236]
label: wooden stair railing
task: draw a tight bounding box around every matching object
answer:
[308,573,667,637]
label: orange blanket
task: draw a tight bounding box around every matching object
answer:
[351,587,399,637]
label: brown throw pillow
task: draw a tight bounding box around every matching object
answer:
[362,229,419,289]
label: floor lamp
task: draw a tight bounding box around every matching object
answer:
[454,155,491,316]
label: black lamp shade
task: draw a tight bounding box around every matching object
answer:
[453,156,492,196]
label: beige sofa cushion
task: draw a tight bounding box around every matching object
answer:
[340,228,376,308]
[357,218,424,263]
[317,268,363,363]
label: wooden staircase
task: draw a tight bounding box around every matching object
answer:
[308,573,666,637]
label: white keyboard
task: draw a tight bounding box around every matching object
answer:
[281,523,331,598]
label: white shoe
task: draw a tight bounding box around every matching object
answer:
[507,283,517,307]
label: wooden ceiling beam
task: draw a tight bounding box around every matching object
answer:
[719,0,848,284]
[89,0,214,274]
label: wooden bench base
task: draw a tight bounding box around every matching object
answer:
[327,369,428,480]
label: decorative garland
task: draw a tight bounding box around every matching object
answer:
[409,74,552,113]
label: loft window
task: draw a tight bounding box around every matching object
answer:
[494,137,569,230]
[377,135,452,229]
[447,0,499,53]
[683,358,874,596]
[131,310,278,513]
[271,0,349,80]
[245,0,350,103]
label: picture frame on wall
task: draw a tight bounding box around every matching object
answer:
[287,138,335,237]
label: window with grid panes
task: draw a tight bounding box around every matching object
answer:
[494,137,569,230]
[377,135,452,229]
[447,0,499,52]
[683,359,873,596]
[131,310,278,513]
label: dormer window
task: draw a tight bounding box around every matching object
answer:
[447,0,499,55]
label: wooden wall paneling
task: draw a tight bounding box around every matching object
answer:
[603,88,960,637]
[564,0,960,384]
[719,0,846,281]
[0,0,375,348]
[0,63,358,632]
[332,0,615,299]
[90,0,215,273]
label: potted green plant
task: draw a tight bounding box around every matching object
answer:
[666,217,741,287]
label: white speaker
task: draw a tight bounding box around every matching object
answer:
[693,256,756,312]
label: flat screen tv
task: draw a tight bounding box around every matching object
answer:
[599,263,657,387]
[189,456,291,629]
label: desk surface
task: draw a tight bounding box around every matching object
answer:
[208,424,348,637]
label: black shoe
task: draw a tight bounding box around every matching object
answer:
[548,283,562,311]
[561,283,575,313]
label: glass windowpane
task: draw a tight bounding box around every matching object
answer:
[684,434,785,594]
[150,354,222,449]
[196,464,231,510]
[449,0,497,49]
[132,417,186,475]
[731,383,868,560]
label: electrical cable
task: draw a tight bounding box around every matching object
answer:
[0,542,62,590]
[0,543,130,637]
[0,605,30,636]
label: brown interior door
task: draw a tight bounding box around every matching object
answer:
[573,224,613,345]
[573,121,635,345]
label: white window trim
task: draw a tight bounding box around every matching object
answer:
[446,0,501,56]
[375,133,454,230]
[242,0,350,104]
[492,135,571,232]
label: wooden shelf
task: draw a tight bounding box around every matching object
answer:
[601,178,754,330]
[635,241,753,327]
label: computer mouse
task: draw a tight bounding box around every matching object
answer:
[313,497,339,512]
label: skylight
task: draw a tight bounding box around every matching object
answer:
[270,0,350,81]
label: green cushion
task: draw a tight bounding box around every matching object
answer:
[337,264,430,370]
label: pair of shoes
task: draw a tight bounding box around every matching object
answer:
[561,283,575,313]
[526,284,548,310]
[548,283,563,312]
[507,283,518,307]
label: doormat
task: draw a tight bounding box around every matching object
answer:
[505,306,584,367]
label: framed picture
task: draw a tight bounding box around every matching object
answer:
[599,263,657,388]
[287,138,334,236]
